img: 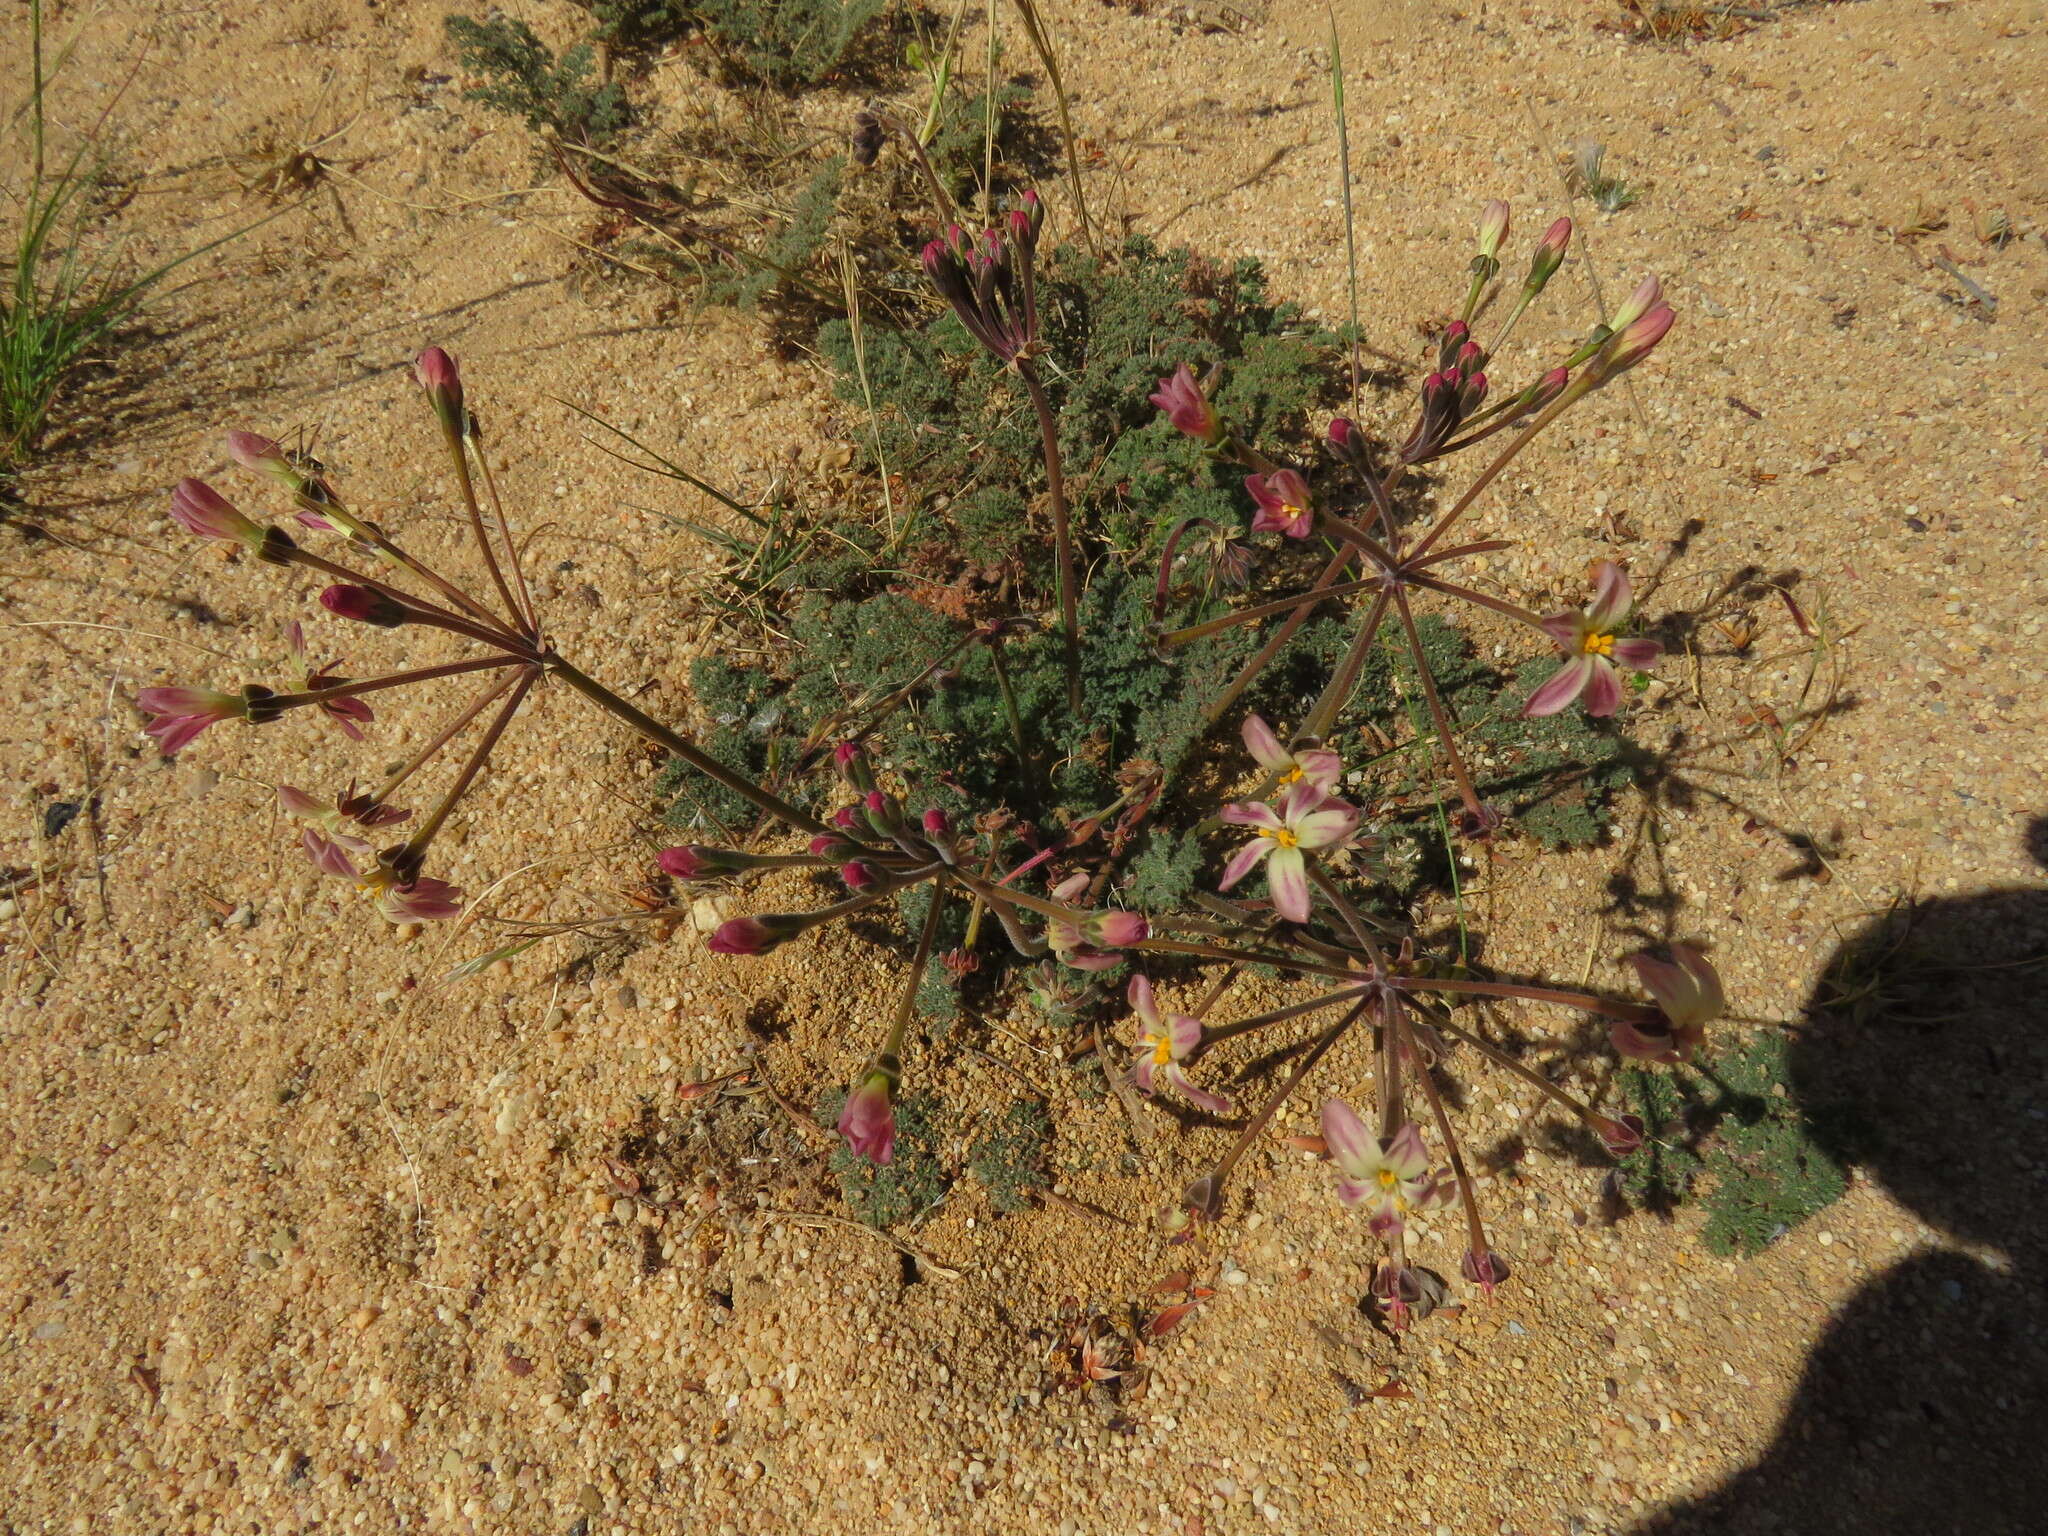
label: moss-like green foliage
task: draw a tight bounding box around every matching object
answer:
[821,1090,950,1227]
[705,156,846,310]
[692,0,886,89]
[1619,1031,1847,1256]
[578,1,693,51]
[967,1099,1052,1213]
[444,14,628,146]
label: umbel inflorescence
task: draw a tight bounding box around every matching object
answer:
[135,193,1713,1330]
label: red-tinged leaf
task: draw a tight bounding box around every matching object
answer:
[1190,1286,1216,1301]
[1146,1301,1201,1339]
[1368,1378,1414,1400]
[1281,1134,1328,1155]
[1153,1270,1192,1296]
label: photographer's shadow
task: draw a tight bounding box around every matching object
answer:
[1640,821,2048,1535]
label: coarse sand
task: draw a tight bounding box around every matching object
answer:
[2,2,2043,1532]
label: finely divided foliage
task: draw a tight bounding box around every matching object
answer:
[137,192,1718,1330]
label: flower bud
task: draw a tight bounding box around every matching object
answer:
[170,478,266,549]
[320,584,410,628]
[1526,216,1572,289]
[840,860,877,891]
[705,914,806,956]
[658,846,738,880]
[1599,303,1675,375]
[136,685,246,757]
[1609,275,1662,333]
[1476,199,1510,262]
[921,807,952,839]
[831,806,860,832]
[809,833,857,858]
[414,347,465,435]
[1082,910,1149,948]
[1462,1246,1509,1297]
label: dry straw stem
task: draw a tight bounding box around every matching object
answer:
[1010,0,1098,257]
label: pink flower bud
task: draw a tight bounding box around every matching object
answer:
[414,347,465,433]
[169,478,263,546]
[809,834,854,857]
[226,431,293,480]
[1082,910,1149,948]
[1602,303,1675,374]
[1610,275,1662,333]
[320,584,410,627]
[831,806,860,831]
[1476,199,1510,260]
[706,917,776,956]
[656,847,705,880]
[840,860,877,891]
[837,1070,897,1165]
[1528,216,1572,288]
[921,807,952,839]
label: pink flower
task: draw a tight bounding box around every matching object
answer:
[286,621,372,740]
[300,826,362,880]
[837,1069,897,1164]
[1613,944,1724,1062]
[1523,560,1662,718]
[1127,975,1230,1114]
[1240,714,1340,797]
[1320,1101,1449,1238]
[1218,782,1360,923]
[279,784,407,861]
[137,686,243,756]
[169,478,264,548]
[228,432,335,531]
[1148,362,1222,446]
[1245,469,1313,540]
[303,838,464,923]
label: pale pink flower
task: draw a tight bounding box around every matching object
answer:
[837,1069,896,1164]
[1218,782,1359,923]
[1245,469,1313,540]
[1524,561,1661,718]
[1240,714,1340,797]
[1127,975,1230,1114]
[1320,1101,1449,1238]
[1613,944,1724,1063]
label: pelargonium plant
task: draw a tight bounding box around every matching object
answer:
[132,192,1720,1332]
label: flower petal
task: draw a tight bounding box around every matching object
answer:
[1218,836,1275,891]
[1319,1098,1376,1176]
[1366,1202,1406,1240]
[1265,846,1311,923]
[1585,560,1632,630]
[1294,747,1343,794]
[1220,799,1284,831]
[1165,1065,1232,1116]
[1609,636,1662,671]
[1538,612,1583,650]
[1333,1175,1373,1209]
[1293,803,1360,852]
[1581,657,1624,717]
[1383,1122,1430,1181]
[1523,655,1594,717]
[1241,714,1287,772]
[1127,973,1160,1031]
[1166,1013,1203,1060]
[1132,1056,1158,1094]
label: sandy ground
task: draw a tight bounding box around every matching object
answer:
[2,1,2044,1532]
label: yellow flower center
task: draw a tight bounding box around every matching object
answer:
[1147,1031,1173,1066]
[1581,630,1616,657]
[1258,826,1300,849]
[1376,1168,1400,1191]
[1277,765,1304,786]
